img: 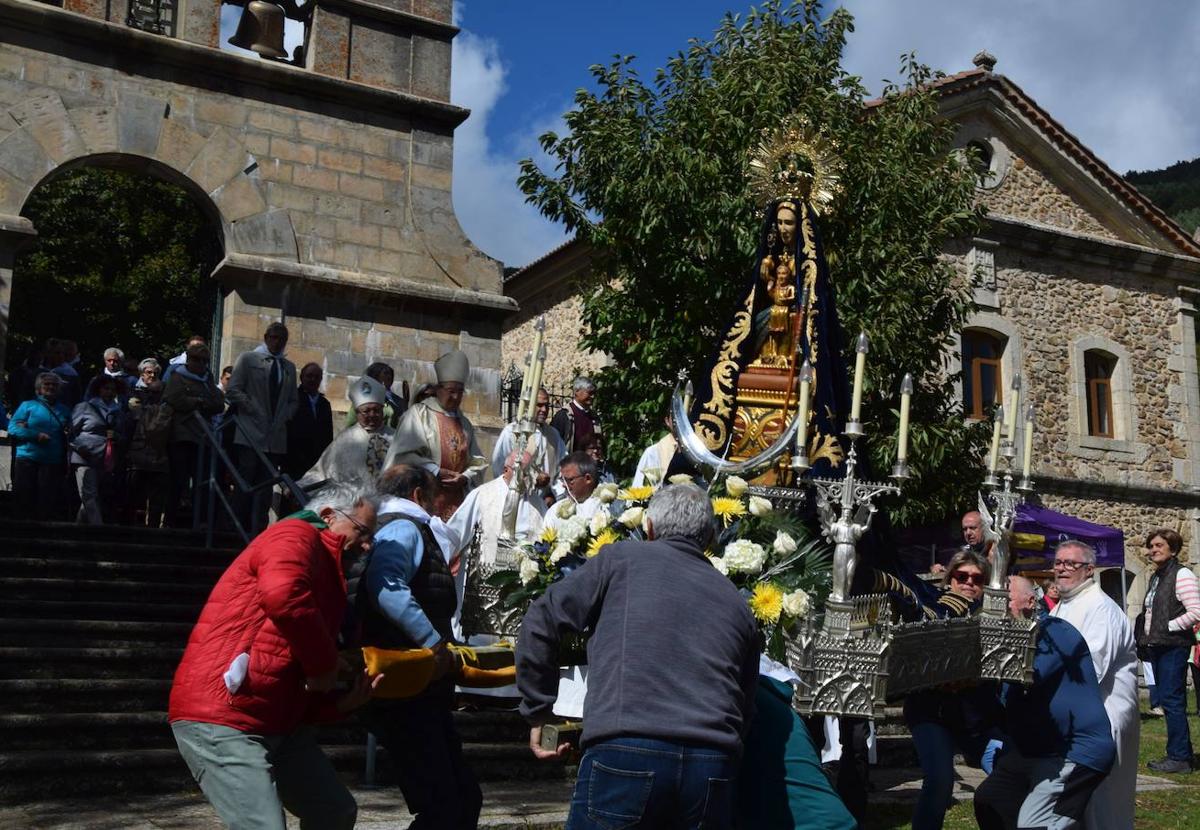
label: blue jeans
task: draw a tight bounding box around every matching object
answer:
[909,720,957,830]
[1149,644,1194,762]
[566,737,736,830]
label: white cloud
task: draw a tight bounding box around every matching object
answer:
[839,0,1200,174]
[450,25,569,268]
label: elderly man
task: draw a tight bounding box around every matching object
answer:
[168,483,379,830]
[385,349,487,518]
[550,375,601,454]
[299,376,392,490]
[517,484,760,829]
[357,465,482,829]
[1138,528,1200,773]
[544,450,608,530]
[85,347,136,398]
[226,322,298,533]
[285,362,333,481]
[490,388,565,499]
[1048,540,1139,830]
[974,576,1115,830]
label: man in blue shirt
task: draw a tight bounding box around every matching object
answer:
[355,464,479,829]
[974,576,1116,830]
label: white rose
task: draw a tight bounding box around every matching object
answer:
[723,539,767,575]
[557,500,576,519]
[590,510,611,535]
[643,468,661,484]
[748,495,773,517]
[668,473,693,485]
[557,516,588,548]
[707,555,729,576]
[618,506,644,528]
[773,530,797,556]
[519,557,541,585]
[549,543,572,564]
[596,482,619,504]
[782,588,811,618]
[725,475,749,497]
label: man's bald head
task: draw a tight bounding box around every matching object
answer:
[1008,575,1037,619]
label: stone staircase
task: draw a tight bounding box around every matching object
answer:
[0,518,565,803]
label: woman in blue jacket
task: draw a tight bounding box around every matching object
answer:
[8,372,72,520]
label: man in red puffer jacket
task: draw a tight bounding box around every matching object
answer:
[169,483,379,829]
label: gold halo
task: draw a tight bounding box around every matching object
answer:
[748,118,843,216]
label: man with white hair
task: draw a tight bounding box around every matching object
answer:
[551,375,601,454]
[385,349,487,518]
[1048,539,1139,830]
[299,376,392,489]
[86,346,136,398]
[517,483,760,829]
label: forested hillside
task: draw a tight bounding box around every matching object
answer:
[1126,158,1200,234]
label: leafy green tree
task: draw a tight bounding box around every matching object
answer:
[8,167,220,377]
[518,0,989,527]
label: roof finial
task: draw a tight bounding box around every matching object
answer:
[973,50,997,72]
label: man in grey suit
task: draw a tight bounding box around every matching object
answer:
[226,322,298,535]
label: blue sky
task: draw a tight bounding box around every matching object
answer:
[450,1,1200,268]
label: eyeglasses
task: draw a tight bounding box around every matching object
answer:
[334,508,371,537]
[1052,559,1090,571]
[560,472,586,485]
[950,571,985,586]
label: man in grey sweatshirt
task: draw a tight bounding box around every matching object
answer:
[516,483,760,829]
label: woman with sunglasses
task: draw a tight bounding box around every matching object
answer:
[871,550,990,830]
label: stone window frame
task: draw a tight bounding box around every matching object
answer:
[1066,335,1137,455]
[949,313,1023,423]
[953,122,1012,192]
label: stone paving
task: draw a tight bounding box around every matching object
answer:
[0,767,1184,829]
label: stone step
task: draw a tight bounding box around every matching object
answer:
[0,576,214,603]
[0,678,173,713]
[0,537,238,567]
[0,520,240,550]
[0,742,567,802]
[2,597,205,622]
[2,556,227,583]
[0,617,195,648]
[0,646,184,679]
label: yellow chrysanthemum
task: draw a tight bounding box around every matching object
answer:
[539,526,558,545]
[618,485,655,503]
[711,497,747,525]
[749,582,784,624]
[586,527,621,558]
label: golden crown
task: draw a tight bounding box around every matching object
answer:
[748,118,843,215]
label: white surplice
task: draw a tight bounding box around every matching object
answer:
[490,422,566,480]
[632,433,677,487]
[1050,580,1139,830]
[383,398,487,486]
[543,494,609,530]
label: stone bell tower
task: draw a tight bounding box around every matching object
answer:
[0,0,510,428]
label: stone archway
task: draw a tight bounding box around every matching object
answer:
[0,85,299,371]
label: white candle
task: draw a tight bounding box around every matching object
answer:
[988,404,1004,473]
[1005,374,1022,445]
[797,361,814,453]
[849,332,869,422]
[517,316,546,421]
[1022,404,1035,479]
[897,373,913,461]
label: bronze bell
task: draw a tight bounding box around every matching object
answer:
[228,0,289,60]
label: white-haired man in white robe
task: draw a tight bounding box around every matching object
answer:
[1049,539,1139,830]
[299,376,392,489]
[491,388,564,508]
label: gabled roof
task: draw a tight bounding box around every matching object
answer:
[870,61,1200,258]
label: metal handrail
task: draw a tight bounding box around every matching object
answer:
[190,411,308,548]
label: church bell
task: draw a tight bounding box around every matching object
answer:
[228,0,289,60]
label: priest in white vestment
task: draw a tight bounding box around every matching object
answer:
[1049,539,1139,830]
[447,450,544,695]
[384,350,488,518]
[490,388,564,505]
[632,416,678,488]
[544,450,613,531]
[298,376,392,489]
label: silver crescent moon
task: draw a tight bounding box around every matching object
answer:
[669,382,803,478]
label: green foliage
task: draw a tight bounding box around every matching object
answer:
[8,167,220,373]
[518,0,988,527]
[1126,156,1200,234]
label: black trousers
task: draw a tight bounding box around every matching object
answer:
[13,457,67,521]
[363,693,482,830]
[234,446,284,537]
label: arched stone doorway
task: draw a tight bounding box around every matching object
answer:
[6,157,224,391]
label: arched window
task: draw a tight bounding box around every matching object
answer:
[966,139,994,185]
[1085,350,1117,438]
[962,330,1007,419]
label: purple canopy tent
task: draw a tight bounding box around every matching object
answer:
[1012,503,1129,609]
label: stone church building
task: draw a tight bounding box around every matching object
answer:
[503,54,1200,613]
[0,0,510,430]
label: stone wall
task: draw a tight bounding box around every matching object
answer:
[0,0,508,430]
[978,145,1121,242]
